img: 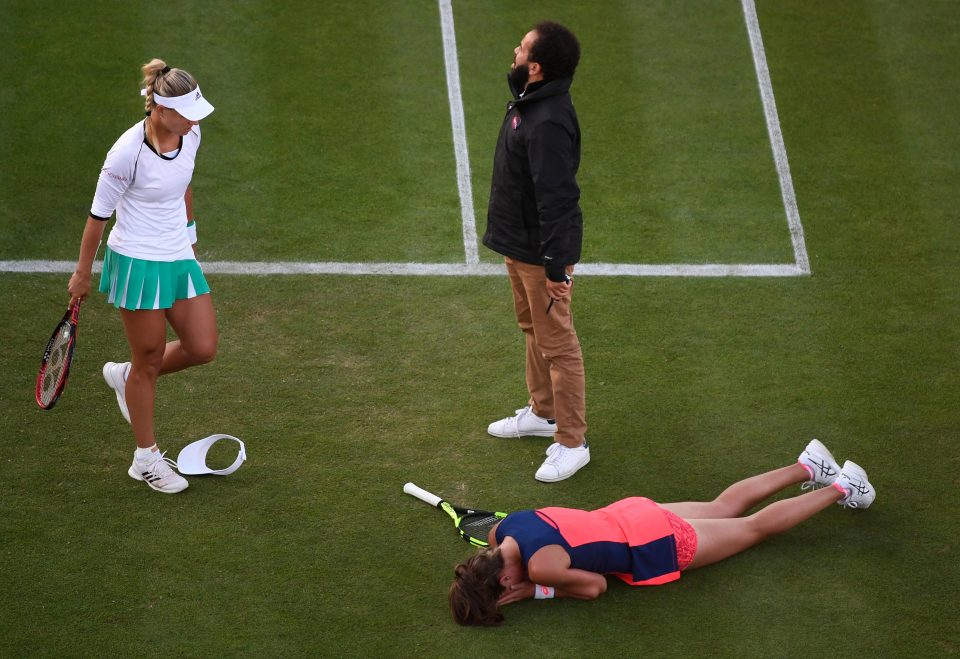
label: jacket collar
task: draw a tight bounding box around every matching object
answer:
[507,75,573,105]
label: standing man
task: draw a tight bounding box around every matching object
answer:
[483,22,588,483]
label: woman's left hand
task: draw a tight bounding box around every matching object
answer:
[497,580,535,606]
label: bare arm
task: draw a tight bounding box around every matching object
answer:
[67,217,107,302]
[529,547,608,600]
[487,523,501,548]
[185,185,194,221]
[497,544,608,606]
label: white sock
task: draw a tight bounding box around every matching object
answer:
[135,445,159,463]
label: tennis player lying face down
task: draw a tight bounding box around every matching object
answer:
[448,439,875,625]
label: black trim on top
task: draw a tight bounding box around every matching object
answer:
[89,213,111,221]
[141,119,183,160]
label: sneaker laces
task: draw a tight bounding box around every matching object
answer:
[837,488,860,509]
[544,443,586,466]
[143,451,180,477]
[800,481,821,491]
[543,444,569,467]
[509,407,531,438]
[837,478,869,508]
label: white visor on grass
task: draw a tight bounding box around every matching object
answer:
[176,434,246,475]
[142,86,215,121]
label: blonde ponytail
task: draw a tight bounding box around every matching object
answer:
[140,58,200,148]
[141,58,168,116]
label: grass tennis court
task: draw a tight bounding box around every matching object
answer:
[2,0,958,655]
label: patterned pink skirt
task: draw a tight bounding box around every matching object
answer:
[660,508,699,570]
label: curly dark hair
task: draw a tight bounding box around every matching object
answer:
[529,21,581,81]
[448,548,506,626]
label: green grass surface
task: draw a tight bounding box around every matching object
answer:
[1,0,958,656]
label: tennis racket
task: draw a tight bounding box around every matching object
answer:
[404,482,508,547]
[36,299,82,410]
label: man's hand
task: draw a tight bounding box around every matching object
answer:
[546,269,573,303]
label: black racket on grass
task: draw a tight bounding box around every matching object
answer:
[36,299,82,410]
[404,482,508,547]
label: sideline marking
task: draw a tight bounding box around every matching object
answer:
[438,0,479,265]
[0,260,804,277]
[741,0,810,274]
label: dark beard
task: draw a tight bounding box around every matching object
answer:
[509,64,530,92]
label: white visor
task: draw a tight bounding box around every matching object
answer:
[148,85,215,121]
[176,434,246,475]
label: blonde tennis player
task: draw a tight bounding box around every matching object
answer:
[68,59,217,494]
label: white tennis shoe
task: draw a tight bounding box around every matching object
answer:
[835,460,875,509]
[487,406,557,438]
[128,451,189,494]
[535,442,590,482]
[798,439,841,489]
[103,361,131,423]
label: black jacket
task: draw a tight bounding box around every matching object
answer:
[482,76,582,282]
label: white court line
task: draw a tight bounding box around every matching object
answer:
[438,0,479,265]
[0,260,804,277]
[741,0,810,274]
[2,3,808,279]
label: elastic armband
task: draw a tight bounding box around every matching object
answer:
[186,220,197,245]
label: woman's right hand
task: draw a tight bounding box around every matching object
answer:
[497,580,535,606]
[67,270,92,302]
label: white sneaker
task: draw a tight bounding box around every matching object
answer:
[835,460,875,509]
[128,451,189,494]
[535,442,590,482]
[103,361,131,423]
[798,439,841,489]
[488,406,557,438]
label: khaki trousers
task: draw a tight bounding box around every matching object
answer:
[505,257,587,447]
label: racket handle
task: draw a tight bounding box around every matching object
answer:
[403,482,442,507]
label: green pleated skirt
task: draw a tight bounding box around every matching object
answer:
[99,247,211,310]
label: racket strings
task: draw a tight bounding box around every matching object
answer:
[39,326,73,404]
[459,513,503,537]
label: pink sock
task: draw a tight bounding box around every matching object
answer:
[799,463,814,480]
[832,481,849,497]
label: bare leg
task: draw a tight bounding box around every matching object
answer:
[660,464,810,519]
[159,293,218,375]
[685,485,843,570]
[119,309,168,449]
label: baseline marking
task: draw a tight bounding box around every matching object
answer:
[0,260,804,277]
[3,3,809,279]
